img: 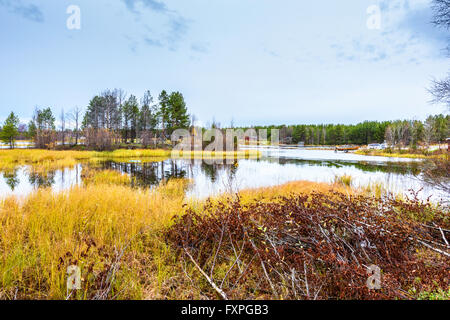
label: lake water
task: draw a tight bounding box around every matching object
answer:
[0,142,33,149]
[0,147,448,202]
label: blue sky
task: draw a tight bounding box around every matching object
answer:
[0,0,448,126]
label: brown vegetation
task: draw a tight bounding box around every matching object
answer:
[167,191,449,300]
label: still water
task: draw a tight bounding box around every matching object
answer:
[0,148,447,202]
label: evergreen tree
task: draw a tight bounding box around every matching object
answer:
[168,91,190,134]
[1,112,20,148]
[158,90,171,140]
[140,90,158,132]
[122,95,139,143]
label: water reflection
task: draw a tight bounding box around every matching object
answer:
[275,158,423,176]
[28,170,56,188]
[99,160,188,187]
[3,170,19,191]
[0,150,447,202]
[97,159,240,189]
[0,165,82,198]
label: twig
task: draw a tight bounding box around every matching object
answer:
[184,248,228,300]
[439,227,449,247]
[304,261,310,299]
[210,226,225,278]
[248,238,277,297]
[220,233,247,289]
[417,239,450,257]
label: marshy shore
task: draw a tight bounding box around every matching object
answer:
[0,165,448,300]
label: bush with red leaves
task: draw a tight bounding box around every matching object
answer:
[166,191,449,300]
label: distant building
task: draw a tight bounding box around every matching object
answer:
[368,143,381,150]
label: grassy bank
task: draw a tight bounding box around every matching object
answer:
[0,177,448,300]
[0,149,260,172]
[355,148,448,159]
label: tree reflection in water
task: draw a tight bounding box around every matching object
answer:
[3,169,19,191]
[28,170,56,188]
[97,159,240,188]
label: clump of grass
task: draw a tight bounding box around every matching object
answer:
[82,169,131,186]
[333,174,353,187]
[355,149,447,160]
[0,150,93,172]
[362,182,387,198]
[158,178,192,198]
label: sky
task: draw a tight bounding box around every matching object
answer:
[0,0,449,127]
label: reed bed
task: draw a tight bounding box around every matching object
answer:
[356,149,448,160]
[0,149,261,172]
[0,179,190,299]
[81,169,132,186]
[0,150,93,171]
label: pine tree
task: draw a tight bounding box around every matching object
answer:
[1,112,20,149]
[168,91,190,134]
[158,90,171,141]
[122,95,139,143]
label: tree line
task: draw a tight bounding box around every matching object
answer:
[0,89,190,150]
[80,89,190,150]
[235,114,449,147]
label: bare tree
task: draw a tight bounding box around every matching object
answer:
[116,89,127,141]
[68,106,83,146]
[429,74,450,109]
[423,117,435,146]
[431,0,450,29]
[60,108,66,146]
[429,0,450,110]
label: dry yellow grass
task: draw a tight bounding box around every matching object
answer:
[0,179,190,299]
[238,180,349,201]
[355,149,448,160]
[0,149,261,172]
[0,150,92,171]
[82,169,132,186]
[0,178,349,300]
[333,174,353,187]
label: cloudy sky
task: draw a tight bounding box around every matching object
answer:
[0,0,448,126]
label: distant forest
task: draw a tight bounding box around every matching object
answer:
[236,114,449,147]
